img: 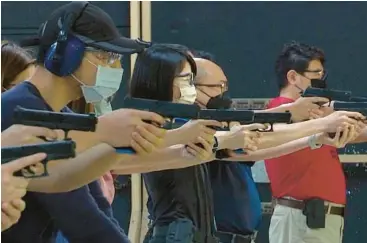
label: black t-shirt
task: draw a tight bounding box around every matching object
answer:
[144,163,214,233]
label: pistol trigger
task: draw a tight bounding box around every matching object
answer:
[64,130,69,139]
[269,123,274,132]
[42,163,49,177]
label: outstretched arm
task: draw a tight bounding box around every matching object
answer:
[112,145,215,175]
[222,126,356,162]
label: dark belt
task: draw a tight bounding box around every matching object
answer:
[215,231,253,243]
[276,198,345,217]
[152,225,218,243]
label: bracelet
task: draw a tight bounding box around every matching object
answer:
[308,134,323,150]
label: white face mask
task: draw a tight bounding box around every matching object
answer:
[72,58,124,104]
[175,80,197,104]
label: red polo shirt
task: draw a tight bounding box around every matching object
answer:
[264,96,346,204]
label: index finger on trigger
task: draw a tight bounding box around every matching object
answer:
[6,153,47,173]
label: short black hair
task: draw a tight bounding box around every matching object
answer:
[191,49,216,62]
[275,41,325,90]
[129,43,196,101]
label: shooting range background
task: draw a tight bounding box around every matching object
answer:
[2,1,366,242]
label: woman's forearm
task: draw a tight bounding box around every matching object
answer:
[112,145,214,174]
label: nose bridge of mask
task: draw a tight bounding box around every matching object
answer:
[88,58,124,97]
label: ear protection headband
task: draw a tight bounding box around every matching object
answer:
[44,1,89,76]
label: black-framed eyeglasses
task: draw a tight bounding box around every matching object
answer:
[85,46,123,65]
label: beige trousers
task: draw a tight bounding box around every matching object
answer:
[269,204,344,243]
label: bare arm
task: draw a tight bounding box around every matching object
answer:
[224,124,357,162]
[28,144,213,192]
[258,118,327,149]
[214,118,327,150]
[56,130,100,153]
[222,135,315,162]
[112,145,214,174]
[27,143,121,193]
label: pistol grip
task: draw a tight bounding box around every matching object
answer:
[115,147,137,154]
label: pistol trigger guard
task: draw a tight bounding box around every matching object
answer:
[16,158,49,178]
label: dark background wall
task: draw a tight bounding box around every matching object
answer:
[2,1,366,243]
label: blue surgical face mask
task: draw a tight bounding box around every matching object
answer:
[72,58,123,115]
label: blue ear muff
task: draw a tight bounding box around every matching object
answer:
[43,1,89,77]
[44,34,86,77]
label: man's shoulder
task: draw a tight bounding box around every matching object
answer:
[267,96,294,109]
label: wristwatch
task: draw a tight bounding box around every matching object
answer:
[308,134,323,150]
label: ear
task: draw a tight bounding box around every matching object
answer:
[286,70,298,85]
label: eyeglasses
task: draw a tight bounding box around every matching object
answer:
[195,81,228,92]
[175,72,195,85]
[85,46,123,65]
[302,69,328,80]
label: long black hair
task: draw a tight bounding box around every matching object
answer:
[129,43,196,101]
